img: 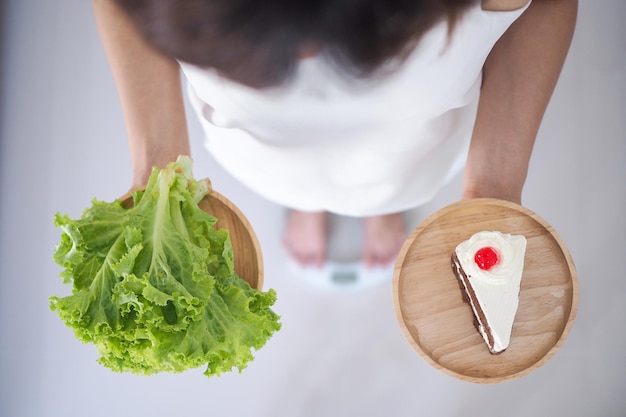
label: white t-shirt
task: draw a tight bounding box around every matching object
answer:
[180,3,529,216]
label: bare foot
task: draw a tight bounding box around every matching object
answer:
[282,210,328,268]
[363,213,406,268]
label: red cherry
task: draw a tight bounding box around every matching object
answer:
[474,247,499,270]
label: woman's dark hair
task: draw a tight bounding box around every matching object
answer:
[115,0,478,88]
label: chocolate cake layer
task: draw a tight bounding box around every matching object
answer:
[451,252,502,354]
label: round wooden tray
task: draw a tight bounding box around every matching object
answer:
[392,198,578,383]
[198,184,264,290]
[121,178,264,290]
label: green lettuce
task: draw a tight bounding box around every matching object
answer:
[50,156,280,377]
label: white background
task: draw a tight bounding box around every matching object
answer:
[1,1,625,416]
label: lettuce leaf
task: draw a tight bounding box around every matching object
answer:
[50,156,281,377]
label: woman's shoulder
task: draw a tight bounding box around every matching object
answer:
[481,0,530,12]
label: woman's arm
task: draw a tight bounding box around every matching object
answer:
[92,0,190,189]
[462,0,578,204]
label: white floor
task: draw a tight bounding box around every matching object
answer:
[1,1,625,416]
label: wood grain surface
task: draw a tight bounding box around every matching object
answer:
[392,199,578,383]
[198,182,264,290]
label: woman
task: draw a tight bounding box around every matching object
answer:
[92,0,577,268]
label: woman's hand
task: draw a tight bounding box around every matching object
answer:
[93,0,191,190]
[461,181,523,205]
[463,0,577,206]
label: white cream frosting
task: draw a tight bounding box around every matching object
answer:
[454,231,527,353]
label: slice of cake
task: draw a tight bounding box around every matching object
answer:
[451,231,527,354]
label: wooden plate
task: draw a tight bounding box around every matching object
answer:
[392,198,578,383]
[121,179,264,290]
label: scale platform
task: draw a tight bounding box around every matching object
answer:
[288,214,402,293]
